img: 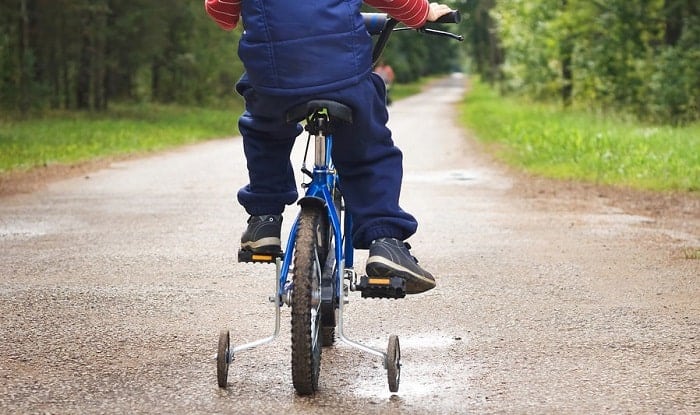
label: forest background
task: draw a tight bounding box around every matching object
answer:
[0,0,698,191]
[2,0,697,122]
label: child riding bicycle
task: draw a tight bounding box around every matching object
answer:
[205,0,454,294]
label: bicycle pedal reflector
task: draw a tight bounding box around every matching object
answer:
[357,276,406,299]
[237,250,282,264]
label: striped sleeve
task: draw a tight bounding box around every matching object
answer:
[204,0,241,31]
[364,0,430,28]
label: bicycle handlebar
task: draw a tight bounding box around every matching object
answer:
[363,11,461,35]
[433,10,462,24]
[363,11,463,65]
[363,13,389,36]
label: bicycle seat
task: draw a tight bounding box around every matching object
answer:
[286,100,353,124]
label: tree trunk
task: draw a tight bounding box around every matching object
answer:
[18,0,30,113]
[561,47,573,106]
[664,0,683,45]
[76,27,91,110]
[152,60,161,102]
[560,0,573,106]
[93,13,107,110]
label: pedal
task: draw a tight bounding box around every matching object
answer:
[237,250,283,264]
[356,276,406,299]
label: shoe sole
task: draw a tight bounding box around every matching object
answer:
[366,256,436,294]
[241,236,282,254]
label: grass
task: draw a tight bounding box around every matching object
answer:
[390,76,440,101]
[4,79,698,194]
[391,83,423,101]
[460,80,700,192]
[0,102,241,173]
[0,79,430,175]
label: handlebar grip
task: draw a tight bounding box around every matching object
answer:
[433,10,461,24]
[363,13,388,35]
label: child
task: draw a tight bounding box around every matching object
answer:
[205,0,453,294]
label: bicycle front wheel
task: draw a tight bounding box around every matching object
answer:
[291,207,327,395]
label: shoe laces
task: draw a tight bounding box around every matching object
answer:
[401,241,419,264]
[249,215,278,223]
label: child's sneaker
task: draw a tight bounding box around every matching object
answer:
[240,215,282,254]
[365,238,436,294]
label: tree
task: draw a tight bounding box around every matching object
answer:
[482,0,699,123]
[0,0,243,112]
[459,0,503,83]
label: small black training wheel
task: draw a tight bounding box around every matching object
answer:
[386,334,401,392]
[217,329,230,388]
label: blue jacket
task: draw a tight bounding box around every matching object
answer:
[237,0,373,96]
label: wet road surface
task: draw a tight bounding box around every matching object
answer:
[1,76,698,414]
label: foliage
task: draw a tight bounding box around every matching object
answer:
[457,0,700,124]
[0,0,242,112]
[460,80,700,192]
[647,14,700,124]
[456,0,502,82]
[390,77,438,101]
[1,1,462,115]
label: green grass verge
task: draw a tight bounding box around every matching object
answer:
[390,76,440,102]
[0,102,241,173]
[0,79,435,175]
[460,80,700,192]
[391,83,423,101]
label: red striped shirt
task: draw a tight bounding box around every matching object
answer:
[364,0,429,28]
[204,0,240,30]
[204,0,430,31]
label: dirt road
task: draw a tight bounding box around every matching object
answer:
[1,76,698,414]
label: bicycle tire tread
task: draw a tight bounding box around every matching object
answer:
[291,209,323,395]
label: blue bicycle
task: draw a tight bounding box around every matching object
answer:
[217,12,463,395]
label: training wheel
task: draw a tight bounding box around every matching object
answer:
[217,329,231,388]
[386,334,401,392]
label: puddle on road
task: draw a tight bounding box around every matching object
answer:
[398,334,459,349]
[404,170,477,185]
[583,212,655,225]
[352,334,464,400]
[0,220,50,238]
[355,377,442,398]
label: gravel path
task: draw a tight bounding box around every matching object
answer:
[1,75,698,414]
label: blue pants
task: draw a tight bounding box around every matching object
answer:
[235,72,417,249]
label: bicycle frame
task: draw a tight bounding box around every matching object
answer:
[227,109,357,359]
[280,113,388,362]
[277,128,351,304]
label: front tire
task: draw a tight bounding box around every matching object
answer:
[291,208,327,395]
